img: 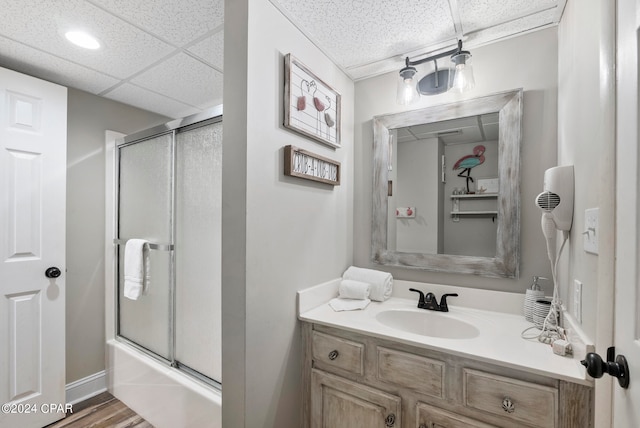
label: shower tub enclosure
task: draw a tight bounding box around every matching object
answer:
[105,107,222,428]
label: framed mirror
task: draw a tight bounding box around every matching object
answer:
[371,89,522,278]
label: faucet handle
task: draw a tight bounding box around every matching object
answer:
[438,293,459,312]
[409,288,425,308]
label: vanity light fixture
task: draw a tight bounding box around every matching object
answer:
[65,30,101,50]
[396,40,474,105]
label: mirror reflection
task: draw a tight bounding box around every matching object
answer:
[371,89,522,278]
[388,114,500,257]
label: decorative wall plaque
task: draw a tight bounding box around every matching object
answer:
[284,145,340,186]
[284,54,341,148]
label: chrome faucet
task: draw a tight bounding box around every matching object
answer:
[409,288,458,312]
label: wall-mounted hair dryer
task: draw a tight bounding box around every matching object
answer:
[535,166,574,264]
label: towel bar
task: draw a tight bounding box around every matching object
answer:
[113,239,173,251]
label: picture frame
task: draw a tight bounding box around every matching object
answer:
[477,177,499,194]
[284,145,341,186]
[284,53,341,149]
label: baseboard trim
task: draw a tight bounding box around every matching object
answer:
[66,370,107,405]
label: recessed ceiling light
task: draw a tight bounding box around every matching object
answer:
[65,31,101,50]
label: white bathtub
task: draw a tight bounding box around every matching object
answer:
[106,340,221,428]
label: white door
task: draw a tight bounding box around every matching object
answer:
[0,67,67,427]
[614,0,640,425]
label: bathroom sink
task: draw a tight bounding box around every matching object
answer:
[375,309,480,339]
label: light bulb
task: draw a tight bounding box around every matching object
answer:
[449,52,475,93]
[452,64,475,92]
[396,66,419,105]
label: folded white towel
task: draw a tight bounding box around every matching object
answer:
[339,279,371,300]
[329,297,371,312]
[342,266,393,302]
[124,239,149,300]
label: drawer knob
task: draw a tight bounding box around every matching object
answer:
[384,413,396,427]
[328,350,339,360]
[502,397,515,413]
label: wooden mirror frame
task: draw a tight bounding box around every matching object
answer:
[371,89,523,278]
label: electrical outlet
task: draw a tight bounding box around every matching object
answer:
[573,280,583,323]
[584,208,599,254]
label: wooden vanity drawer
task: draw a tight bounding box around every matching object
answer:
[463,369,558,428]
[417,402,497,428]
[377,346,445,398]
[312,331,364,375]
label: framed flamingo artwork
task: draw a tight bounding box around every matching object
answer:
[284,53,341,149]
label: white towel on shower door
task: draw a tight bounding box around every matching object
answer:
[124,239,149,300]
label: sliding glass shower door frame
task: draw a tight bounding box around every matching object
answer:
[113,106,223,389]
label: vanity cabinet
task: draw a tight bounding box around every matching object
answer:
[311,369,401,428]
[301,323,593,428]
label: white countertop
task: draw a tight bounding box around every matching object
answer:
[299,289,592,386]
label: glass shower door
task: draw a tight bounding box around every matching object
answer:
[117,133,173,360]
[175,122,222,382]
[115,113,222,386]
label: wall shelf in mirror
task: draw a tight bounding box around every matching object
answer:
[451,211,498,215]
[371,89,522,278]
[451,194,498,220]
[450,194,499,199]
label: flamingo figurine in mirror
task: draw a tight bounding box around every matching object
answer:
[453,144,486,193]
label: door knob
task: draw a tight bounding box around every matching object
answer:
[581,346,629,388]
[45,267,62,279]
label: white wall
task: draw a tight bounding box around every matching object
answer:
[558,0,615,346]
[222,0,354,426]
[557,0,615,426]
[395,137,439,253]
[66,88,168,383]
[354,28,559,294]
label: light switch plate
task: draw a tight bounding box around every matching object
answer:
[584,208,599,254]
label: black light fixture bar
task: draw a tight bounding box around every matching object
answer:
[403,40,465,68]
[397,39,473,103]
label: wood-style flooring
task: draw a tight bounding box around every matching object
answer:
[45,392,153,428]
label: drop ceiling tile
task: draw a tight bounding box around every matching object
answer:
[0,0,566,113]
[271,0,456,69]
[480,113,499,125]
[411,116,478,135]
[0,0,174,79]
[459,0,557,33]
[396,128,416,143]
[483,123,499,140]
[187,31,224,70]
[440,127,482,145]
[348,58,399,80]
[88,0,224,46]
[467,9,558,46]
[0,35,120,93]
[131,53,222,109]
[196,96,224,112]
[103,82,201,118]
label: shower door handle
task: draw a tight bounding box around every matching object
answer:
[45,267,62,278]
